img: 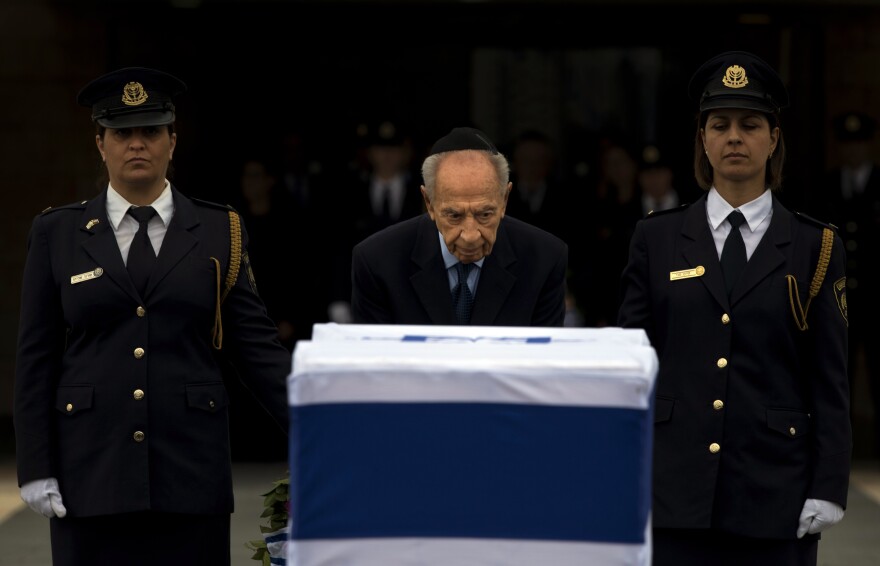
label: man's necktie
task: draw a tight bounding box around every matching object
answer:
[720,210,747,296]
[452,262,474,324]
[379,185,393,224]
[127,205,158,297]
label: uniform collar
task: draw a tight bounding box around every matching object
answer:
[106,180,173,229]
[707,186,772,232]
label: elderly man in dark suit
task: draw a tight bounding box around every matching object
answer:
[351,127,568,326]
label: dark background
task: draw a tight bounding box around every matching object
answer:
[1,0,878,461]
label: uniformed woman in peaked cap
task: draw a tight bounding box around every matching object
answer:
[13,67,292,565]
[618,51,851,565]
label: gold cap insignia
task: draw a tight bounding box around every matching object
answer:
[122,81,149,106]
[722,65,749,89]
[378,121,397,140]
[845,114,862,134]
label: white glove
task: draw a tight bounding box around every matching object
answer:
[797,498,844,538]
[20,477,67,518]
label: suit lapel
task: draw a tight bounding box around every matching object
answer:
[470,221,516,325]
[146,186,200,295]
[680,195,729,310]
[409,216,457,325]
[408,216,518,326]
[79,191,143,302]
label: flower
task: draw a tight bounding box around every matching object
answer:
[246,471,290,565]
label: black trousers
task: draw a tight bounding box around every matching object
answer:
[653,527,818,566]
[50,511,231,566]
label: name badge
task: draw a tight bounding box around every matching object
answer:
[669,265,705,281]
[71,267,104,285]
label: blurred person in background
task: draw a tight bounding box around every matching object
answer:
[816,110,880,461]
[637,143,681,216]
[329,118,424,324]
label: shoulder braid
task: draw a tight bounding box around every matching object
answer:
[786,227,834,331]
[210,210,243,350]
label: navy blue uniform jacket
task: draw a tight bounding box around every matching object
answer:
[351,214,568,326]
[14,186,291,517]
[618,193,851,539]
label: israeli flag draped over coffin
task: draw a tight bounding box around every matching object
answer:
[287,324,657,566]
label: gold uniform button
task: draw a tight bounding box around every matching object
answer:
[717,358,728,368]
[789,427,797,436]
[209,400,216,409]
[133,431,145,442]
[713,400,724,410]
[66,403,73,412]
[721,313,730,324]
[709,443,721,454]
[133,389,145,401]
[134,347,145,359]
[136,306,146,317]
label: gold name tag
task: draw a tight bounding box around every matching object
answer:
[71,267,104,285]
[669,265,705,281]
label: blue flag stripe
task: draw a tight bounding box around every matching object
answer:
[289,403,650,543]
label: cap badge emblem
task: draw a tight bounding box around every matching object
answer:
[722,65,749,89]
[845,114,862,134]
[121,81,148,106]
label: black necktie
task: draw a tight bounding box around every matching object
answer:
[379,185,393,223]
[720,210,747,296]
[452,262,474,325]
[127,206,157,297]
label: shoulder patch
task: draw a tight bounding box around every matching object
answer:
[646,202,691,219]
[191,197,237,213]
[793,211,837,232]
[40,200,89,215]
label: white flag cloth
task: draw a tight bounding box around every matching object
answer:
[264,527,289,565]
[287,324,657,566]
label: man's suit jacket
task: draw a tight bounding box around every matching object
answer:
[329,171,425,306]
[14,186,291,517]
[351,214,568,326]
[617,193,851,539]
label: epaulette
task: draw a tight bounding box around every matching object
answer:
[793,211,838,233]
[40,199,89,215]
[191,197,238,214]
[645,202,691,219]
